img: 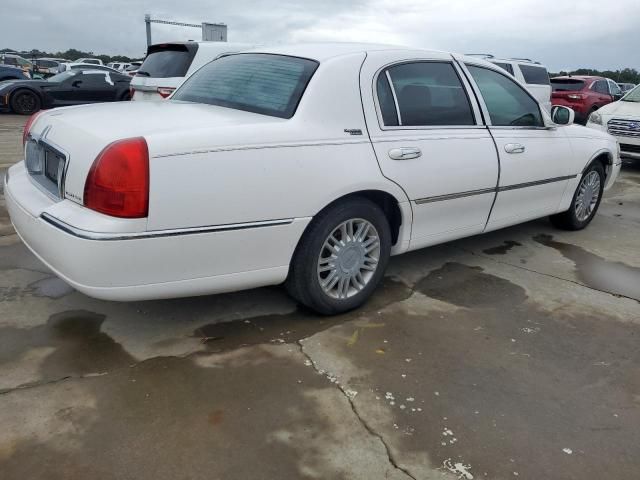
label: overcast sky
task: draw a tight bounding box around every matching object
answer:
[3,0,639,71]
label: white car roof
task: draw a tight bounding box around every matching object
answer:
[194,41,255,51]
[243,42,448,62]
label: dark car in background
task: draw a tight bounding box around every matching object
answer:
[0,53,33,74]
[0,69,131,114]
[551,75,623,124]
[0,64,30,82]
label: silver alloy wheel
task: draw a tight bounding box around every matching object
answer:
[575,171,601,222]
[317,218,381,299]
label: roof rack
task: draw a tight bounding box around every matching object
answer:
[466,53,494,58]
[508,57,541,65]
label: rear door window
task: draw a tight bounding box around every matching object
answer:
[519,65,550,85]
[173,53,318,119]
[376,73,399,126]
[138,44,198,78]
[377,62,475,127]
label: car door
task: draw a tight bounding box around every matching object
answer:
[70,72,117,103]
[360,51,499,250]
[460,61,576,231]
[44,73,81,105]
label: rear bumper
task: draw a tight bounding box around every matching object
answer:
[5,162,309,301]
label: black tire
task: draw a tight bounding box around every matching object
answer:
[286,197,392,315]
[550,162,605,230]
[10,89,41,115]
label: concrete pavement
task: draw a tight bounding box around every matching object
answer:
[1,113,639,479]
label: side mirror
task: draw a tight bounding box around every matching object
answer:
[72,80,82,88]
[551,105,575,126]
[612,93,623,101]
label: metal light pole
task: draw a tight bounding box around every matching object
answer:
[145,14,152,48]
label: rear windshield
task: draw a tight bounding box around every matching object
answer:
[37,60,59,67]
[520,65,550,85]
[173,53,319,119]
[551,79,586,91]
[138,44,197,78]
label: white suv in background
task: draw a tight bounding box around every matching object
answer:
[468,55,552,112]
[130,42,254,101]
[587,84,640,161]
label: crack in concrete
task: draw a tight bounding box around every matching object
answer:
[457,246,640,305]
[0,375,74,396]
[296,340,418,480]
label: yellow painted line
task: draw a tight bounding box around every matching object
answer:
[347,329,359,347]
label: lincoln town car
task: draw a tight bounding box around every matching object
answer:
[5,43,621,314]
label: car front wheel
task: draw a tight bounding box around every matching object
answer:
[550,162,605,230]
[11,90,41,115]
[286,197,391,315]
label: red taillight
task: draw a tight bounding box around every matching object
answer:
[83,137,149,218]
[22,111,43,145]
[157,87,175,99]
[129,86,135,99]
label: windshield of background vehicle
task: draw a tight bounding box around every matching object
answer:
[622,84,640,102]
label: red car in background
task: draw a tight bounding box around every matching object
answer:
[551,76,623,124]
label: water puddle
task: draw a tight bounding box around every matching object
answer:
[415,262,527,308]
[534,234,640,301]
[193,277,413,352]
[0,310,134,387]
[483,240,522,255]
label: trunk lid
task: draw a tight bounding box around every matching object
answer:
[27,101,284,205]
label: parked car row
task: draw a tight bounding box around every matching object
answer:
[5,43,621,314]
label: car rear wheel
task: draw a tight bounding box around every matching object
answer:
[550,162,605,230]
[11,90,41,115]
[286,197,391,315]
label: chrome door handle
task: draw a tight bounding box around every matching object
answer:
[388,147,422,160]
[504,143,525,154]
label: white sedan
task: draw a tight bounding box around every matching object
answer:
[587,84,640,161]
[5,43,621,314]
